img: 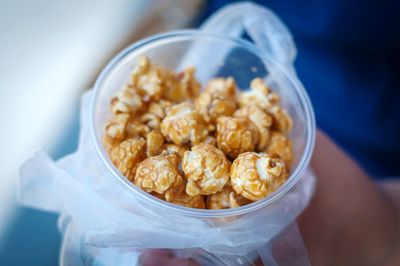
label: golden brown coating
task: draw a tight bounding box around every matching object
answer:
[201,135,216,146]
[206,185,252,209]
[238,78,280,110]
[110,85,144,114]
[182,144,230,196]
[160,144,189,159]
[168,192,206,209]
[146,130,165,156]
[234,105,273,151]
[266,131,294,168]
[204,77,236,96]
[140,100,172,129]
[216,116,259,159]
[195,78,238,124]
[268,105,293,133]
[110,138,146,180]
[160,102,209,145]
[230,152,288,201]
[103,113,130,153]
[125,120,150,139]
[133,152,184,200]
[130,56,167,101]
[163,67,201,102]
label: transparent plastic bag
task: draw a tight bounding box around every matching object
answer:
[19,2,316,265]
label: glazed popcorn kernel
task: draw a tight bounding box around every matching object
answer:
[130,56,167,101]
[195,77,237,124]
[103,113,130,152]
[126,120,150,139]
[146,130,165,156]
[269,105,293,133]
[140,100,173,129]
[182,144,230,196]
[133,152,184,200]
[216,116,259,159]
[234,105,273,151]
[111,85,144,114]
[238,78,280,110]
[205,77,236,96]
[160,102,209,145]
[201,135,216,146]
[163,67,201,102]
[266,131,294,168]
[168,191,206,209]
[110,138,146,181]
[160,143,189,159]
[206,185,252,210]
[230,152,288,201]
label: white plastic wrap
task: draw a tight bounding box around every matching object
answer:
[19,2,316,265]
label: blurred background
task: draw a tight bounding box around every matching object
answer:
[1,0,399,265]
[0,0,204,265]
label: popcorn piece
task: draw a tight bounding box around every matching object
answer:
[160,144,189,159]
[266,131,294,168]
[140,100,172,129]
[204,77,236,97]
[238,78,280,110]
[126,120,150,139]
[230,152,288,201]
[234,105,273,151]
[201,135,216,146]
[182,144,230,196]
[103,113,130,153]
[269,106,293,133]
[160,102,209,145]
[163,67,201,102]
[131,57,167,101]
[168,192,205,209]
[134,152,184,200]
[110,138,146,180]
[206,185,252,209]
[195,78,237,124]
[146,130,165,156]
[111,85,144,114]
[216,116,259,159]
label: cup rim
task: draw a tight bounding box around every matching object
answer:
[90,30,316,218]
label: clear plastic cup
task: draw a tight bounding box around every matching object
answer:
[89,30,315,265]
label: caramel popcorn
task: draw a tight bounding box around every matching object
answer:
[163,67,201,102]
[103,58,295,209]
[133,152,184,200]
[238,78,280,110]
[168,192,205,209]
[130,56,166,101]
[206,185,252,209]
[111,85,144,114]
[182,144,230,196]
[201,135,216,146]
[230,152,288,201]
[234,105,273,151]
[195,78,237,124]
[160,144,188,159]
[266,131,294,168]
[126,120,150,139]
[205,77,236,96]
[161,102,209,145]
[103,113,130,153]
[269,105,293,133]
[216,116,259,159]
[110,138,146,180]
[140,100,172,129]
[146,130,165,156]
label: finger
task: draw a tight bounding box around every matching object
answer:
[138,249,173,266]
